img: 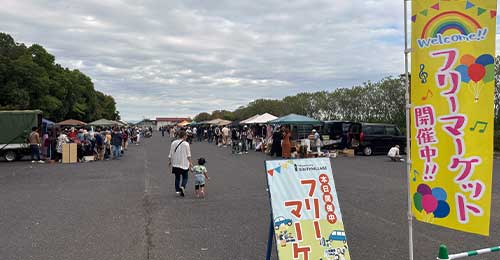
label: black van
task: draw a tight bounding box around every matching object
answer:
[348,123,406,156]
[321,121,354,150]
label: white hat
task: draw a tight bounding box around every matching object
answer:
[312,129,317,132]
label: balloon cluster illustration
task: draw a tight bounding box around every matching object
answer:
[455,54,495,102]
[413,184,450,218]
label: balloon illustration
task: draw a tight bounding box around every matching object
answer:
[431,187,447,201]
[414,193,423,212]
[483,64,495,83]
[417,184,432,195]
[422,194,438,213]
[460,54,475,66]
[413,185,450,218]
[468,63,486,82]
[475,54,495,67]
[455,54,495,103]
[433,201,451,218]
[455,65,470,83]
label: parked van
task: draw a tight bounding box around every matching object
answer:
[0,110,42,161]
[348,122,405,156]
[321,121,354,150]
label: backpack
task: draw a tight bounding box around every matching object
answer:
[95,134,103,146]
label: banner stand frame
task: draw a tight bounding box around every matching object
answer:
[265,160,276,260]
[404,1,414,260]
[265,215,274,260]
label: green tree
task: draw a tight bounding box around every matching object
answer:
[494,55,500,127]
[194,112,211,122]
[0,32,118,122]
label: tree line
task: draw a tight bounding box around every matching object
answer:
[0,33,119,122]
[195,57,500,130]
[194,76,407,128]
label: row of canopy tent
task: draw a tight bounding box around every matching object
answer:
[199,118,232,126]
[54,118,127,127]
[240,113,278,125]
[239,113,321,125]
[181,113,320,128]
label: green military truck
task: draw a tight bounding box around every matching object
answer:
[0,110,43,162]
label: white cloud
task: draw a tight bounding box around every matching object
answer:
[2,0,496,120]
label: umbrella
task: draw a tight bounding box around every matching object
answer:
[56,119,87,126]
[268,114,321,125]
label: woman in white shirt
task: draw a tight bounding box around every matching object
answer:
[169,131,193,197]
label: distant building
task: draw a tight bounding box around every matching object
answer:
[135,119,156,129]
[156,117,190,129]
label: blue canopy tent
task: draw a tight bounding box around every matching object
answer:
[42,118,55,134]
[268,114,321,139]
[268,114,321,125]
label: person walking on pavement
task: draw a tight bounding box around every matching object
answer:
[169,131,193,197]
[121,129,129,151]
[222,125,230,147]
[246,127,254,151]
[111,127,123,160]
[214,126,221,146]
[95,130,104,160]
[29,126,44,163]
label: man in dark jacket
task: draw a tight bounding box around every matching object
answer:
[111,127,123,160]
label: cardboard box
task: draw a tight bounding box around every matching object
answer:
[83,156,95,162]
[62,143,77,163]
[342,149,355,157]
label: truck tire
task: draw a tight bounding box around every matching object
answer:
[3,150,18,162]
[363,146,373,156]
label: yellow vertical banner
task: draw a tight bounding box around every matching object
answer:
[411,0,497,236]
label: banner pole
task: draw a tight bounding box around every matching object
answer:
[404,0,414,260]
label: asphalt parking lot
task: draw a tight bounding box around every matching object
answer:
[1,135,499,260]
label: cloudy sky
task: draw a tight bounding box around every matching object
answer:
[1,0,497,120]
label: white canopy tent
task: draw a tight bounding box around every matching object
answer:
[244,113,278,124]
[240,114,260,125]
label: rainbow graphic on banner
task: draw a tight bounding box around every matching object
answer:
[421,11,482,38]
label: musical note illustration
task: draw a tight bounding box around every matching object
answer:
[469,121,488,133]
[413,169,419,182]
[419,64,428,84]
[421,89,433,101]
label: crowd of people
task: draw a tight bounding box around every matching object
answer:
[31,125,154,163]
[161,124,324,159]
[164,124,325,199]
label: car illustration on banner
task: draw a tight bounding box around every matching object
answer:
[329,230,347,243]
[273,216,293,230]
